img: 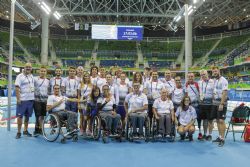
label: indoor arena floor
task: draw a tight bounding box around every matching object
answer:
[0,127,249,167]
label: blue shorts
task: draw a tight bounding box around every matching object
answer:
[117,105,126,119]
[16,100,34,118]
[90,109,98,118]
[65,101,78,113]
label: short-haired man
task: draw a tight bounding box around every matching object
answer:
[211,66,228,147]
[15,63,34,139]
[33,66,49,136]
[49,67,63,95]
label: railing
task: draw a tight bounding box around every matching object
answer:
[1,25,250,42]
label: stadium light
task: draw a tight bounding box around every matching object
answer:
[53,11,61,20]
[40,1,51,15]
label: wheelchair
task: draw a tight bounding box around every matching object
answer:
[125,113,151,142]
[151,114,176,142]
[42,112,78,143]
[86,111,123,143]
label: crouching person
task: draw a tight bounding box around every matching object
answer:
[175,95,197,141]
[46,84,78,133]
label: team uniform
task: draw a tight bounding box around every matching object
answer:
[62,77,80,112]
[15,73,35,118]
[34,77,49,117]
[49,77,63,95]
[97,96,121,132]
[211,76,229,120]
[78,83,92,115]
[172,87,185,112]
[153,98,174,135]
[176,106,197,126]
[47,95,77,130]
[117,82,130,118]
[198,78,214,120]
[125,92,148,136]
[161,78,176,95]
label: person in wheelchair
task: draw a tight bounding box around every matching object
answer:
[97,85,121,136]
[124,82,148,140]
[46,84,79,134]
[174,95,197,141]
[152,88,175,138]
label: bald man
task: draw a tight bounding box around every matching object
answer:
[15,63,35,139]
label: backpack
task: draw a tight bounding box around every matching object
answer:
[244,124,250,142]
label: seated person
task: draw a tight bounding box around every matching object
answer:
[85,87,101,136]
[97,85,121,135]
[124,83,148,139]
[175,95,197,141]
[46,84,78,132]
[153,88,175,138]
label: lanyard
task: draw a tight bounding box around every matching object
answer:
[151,81,158,94]
[54,77,62,87]
[215,77,221,90]
[202,80,208,95]
[68,78,77,90]
[38,77,45,88]
[189,84,198,96]
[166,80,172,87]
[25,75,33,85]
[82,84,88,95]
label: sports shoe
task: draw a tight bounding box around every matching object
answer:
[212,137,221,143]
[16,132,21,139]
[189,135,193,141]
[156,134,162,138]
[33,130,40,137]
[139,134,144,140]
[86,129,92,136]
[180,134,185,141]
[23,131,32,137]
[198,133,203,140]
[202,135,207,140]
[218,139,225,147]
[206,135,212,141]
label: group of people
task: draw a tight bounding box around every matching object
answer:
[14,63,228,147]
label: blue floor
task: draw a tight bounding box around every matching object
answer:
[0,127,250,167]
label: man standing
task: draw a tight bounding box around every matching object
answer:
[161,70,176,96]
[211,66,228,147]
[33,66,49,136]
[49,67,64,95]
[62,66,79,113]
[15,63,34,139]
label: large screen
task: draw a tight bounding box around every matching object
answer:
[92,24,143,41]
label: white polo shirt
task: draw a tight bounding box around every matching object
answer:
[47,95,68,112]
[153,98,174,114]
[198,79,214,100]
[161,78,176,94]
[34,76,49,102]
[49,77,64,95]
[15,73,35,101]
[185,82,199,103]
[125,92,148,113]
[213,76,228,100]
[144,80,165,100]
[97,96,116,111]
[62,77,79,97]
[117,83,130,104]
[78,84,92,99]
[175,106,197,126]
[172,87,184,105]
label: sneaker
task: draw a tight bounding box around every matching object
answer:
[16,132,21,139]
[202,135,207,140]
[133,133,139,139]
[86,129,92,136]
[198,133,203,140]
[139,135,144,140]
[156,134,162,138]
[189,135,193,141]
[33,130,40,137]
[206,135,212,141]
[212,137,222,143]
[180,134,185,141]
[23,131,32,137]
[218,139,225,147]
[165,134,171,138]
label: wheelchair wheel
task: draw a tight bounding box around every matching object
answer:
[92,116,101,140]
[42,113,61,142]
[145,117,150,142]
